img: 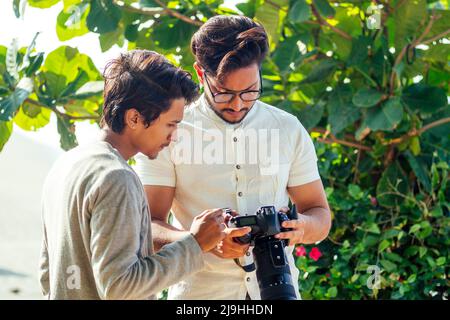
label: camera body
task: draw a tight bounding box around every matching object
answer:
[228,205,294,246]
[226,205,298,300]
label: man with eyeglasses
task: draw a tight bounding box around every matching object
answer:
[135,15,331,300]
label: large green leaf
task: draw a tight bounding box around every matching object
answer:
[255,0,288,48]
[56,2,90,41]
[364,97,404,131]
[327,85,361,135]
[352,88,383,108]
[86,0,122,34]
[41,46,100,99]
[401,84,448,114]
[0,120,13,152]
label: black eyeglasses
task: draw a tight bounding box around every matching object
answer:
[203,70,263,104]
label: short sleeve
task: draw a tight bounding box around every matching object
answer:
[134,148,176,187]
[288,121,321,187]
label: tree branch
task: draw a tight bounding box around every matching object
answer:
[310,4,352,41]
[112,0,203,27]
[311,127,372,151]
[422,28,450,45]
[387,117,450,145]
[153,0,203,26]
[25,98,99,121]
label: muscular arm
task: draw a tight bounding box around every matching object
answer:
[144,185,190,251]
[280,179,332,244]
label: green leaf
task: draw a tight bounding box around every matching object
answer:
[56,3,90,41]
[409,136,421,156]
[301,59,336,83]
[347,36,371,67]
[365,97,403,131]
[0,77,33,121]
[327,85,361,135]
[57,116,78,150]
[402,84,447,114]
[436,257,446,266]
[352,88,383,108]
[86,0,122,34]
[152,18,197,51]
[41,46,100,99]
[14,101,51,131]
[313,0,335,18]
[0,120,13,152]
[327,286,337,298]
[348,184,363,200]
[255,0,288,47]
[378,239,390,252]
[69,81,104,100]
[272,38,300,74]
[367,223,381,234]
[296,100,325,130]
[404,151,431,192]
[289,0,310,23]
[380,259,396,272]
[27,0,60,8]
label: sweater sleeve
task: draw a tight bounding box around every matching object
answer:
[88,169,204,300]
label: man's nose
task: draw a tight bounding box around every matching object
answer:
[170,129,178,142]
[229,95,244,111]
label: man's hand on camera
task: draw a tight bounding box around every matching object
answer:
[274,206,310,245]
[212,226,251,259]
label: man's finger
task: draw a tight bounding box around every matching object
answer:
[274,231,297,239]
[227,226,251,237]
[278,206,290,213]
[281,220,300,229]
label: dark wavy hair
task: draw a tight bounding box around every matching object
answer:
[101,50,199,133]
[191,15,269,83]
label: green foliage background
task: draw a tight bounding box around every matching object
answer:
[1,0,449,299]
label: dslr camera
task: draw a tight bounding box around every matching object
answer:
[226,205,298,300]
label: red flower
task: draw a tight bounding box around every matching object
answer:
[295,246,307,257]
[309,247,322,261]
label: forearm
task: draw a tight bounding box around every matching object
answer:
[298,207,331,244]
[152,219,190,251]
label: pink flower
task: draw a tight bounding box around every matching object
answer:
[295,246,307,257]
[370,196,378,206]
[309,247,322,261]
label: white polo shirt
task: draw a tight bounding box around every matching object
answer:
[135,94,320,300]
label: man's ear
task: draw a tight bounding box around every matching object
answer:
[124,108,140,130]
[193,62,204,86]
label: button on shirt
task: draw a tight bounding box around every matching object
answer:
[135,94,321,300]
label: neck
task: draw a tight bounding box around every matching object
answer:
[100,128,136,161]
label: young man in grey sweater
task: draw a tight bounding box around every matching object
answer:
[39,50,250,300]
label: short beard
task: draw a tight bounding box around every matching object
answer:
[205,94,254,124]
